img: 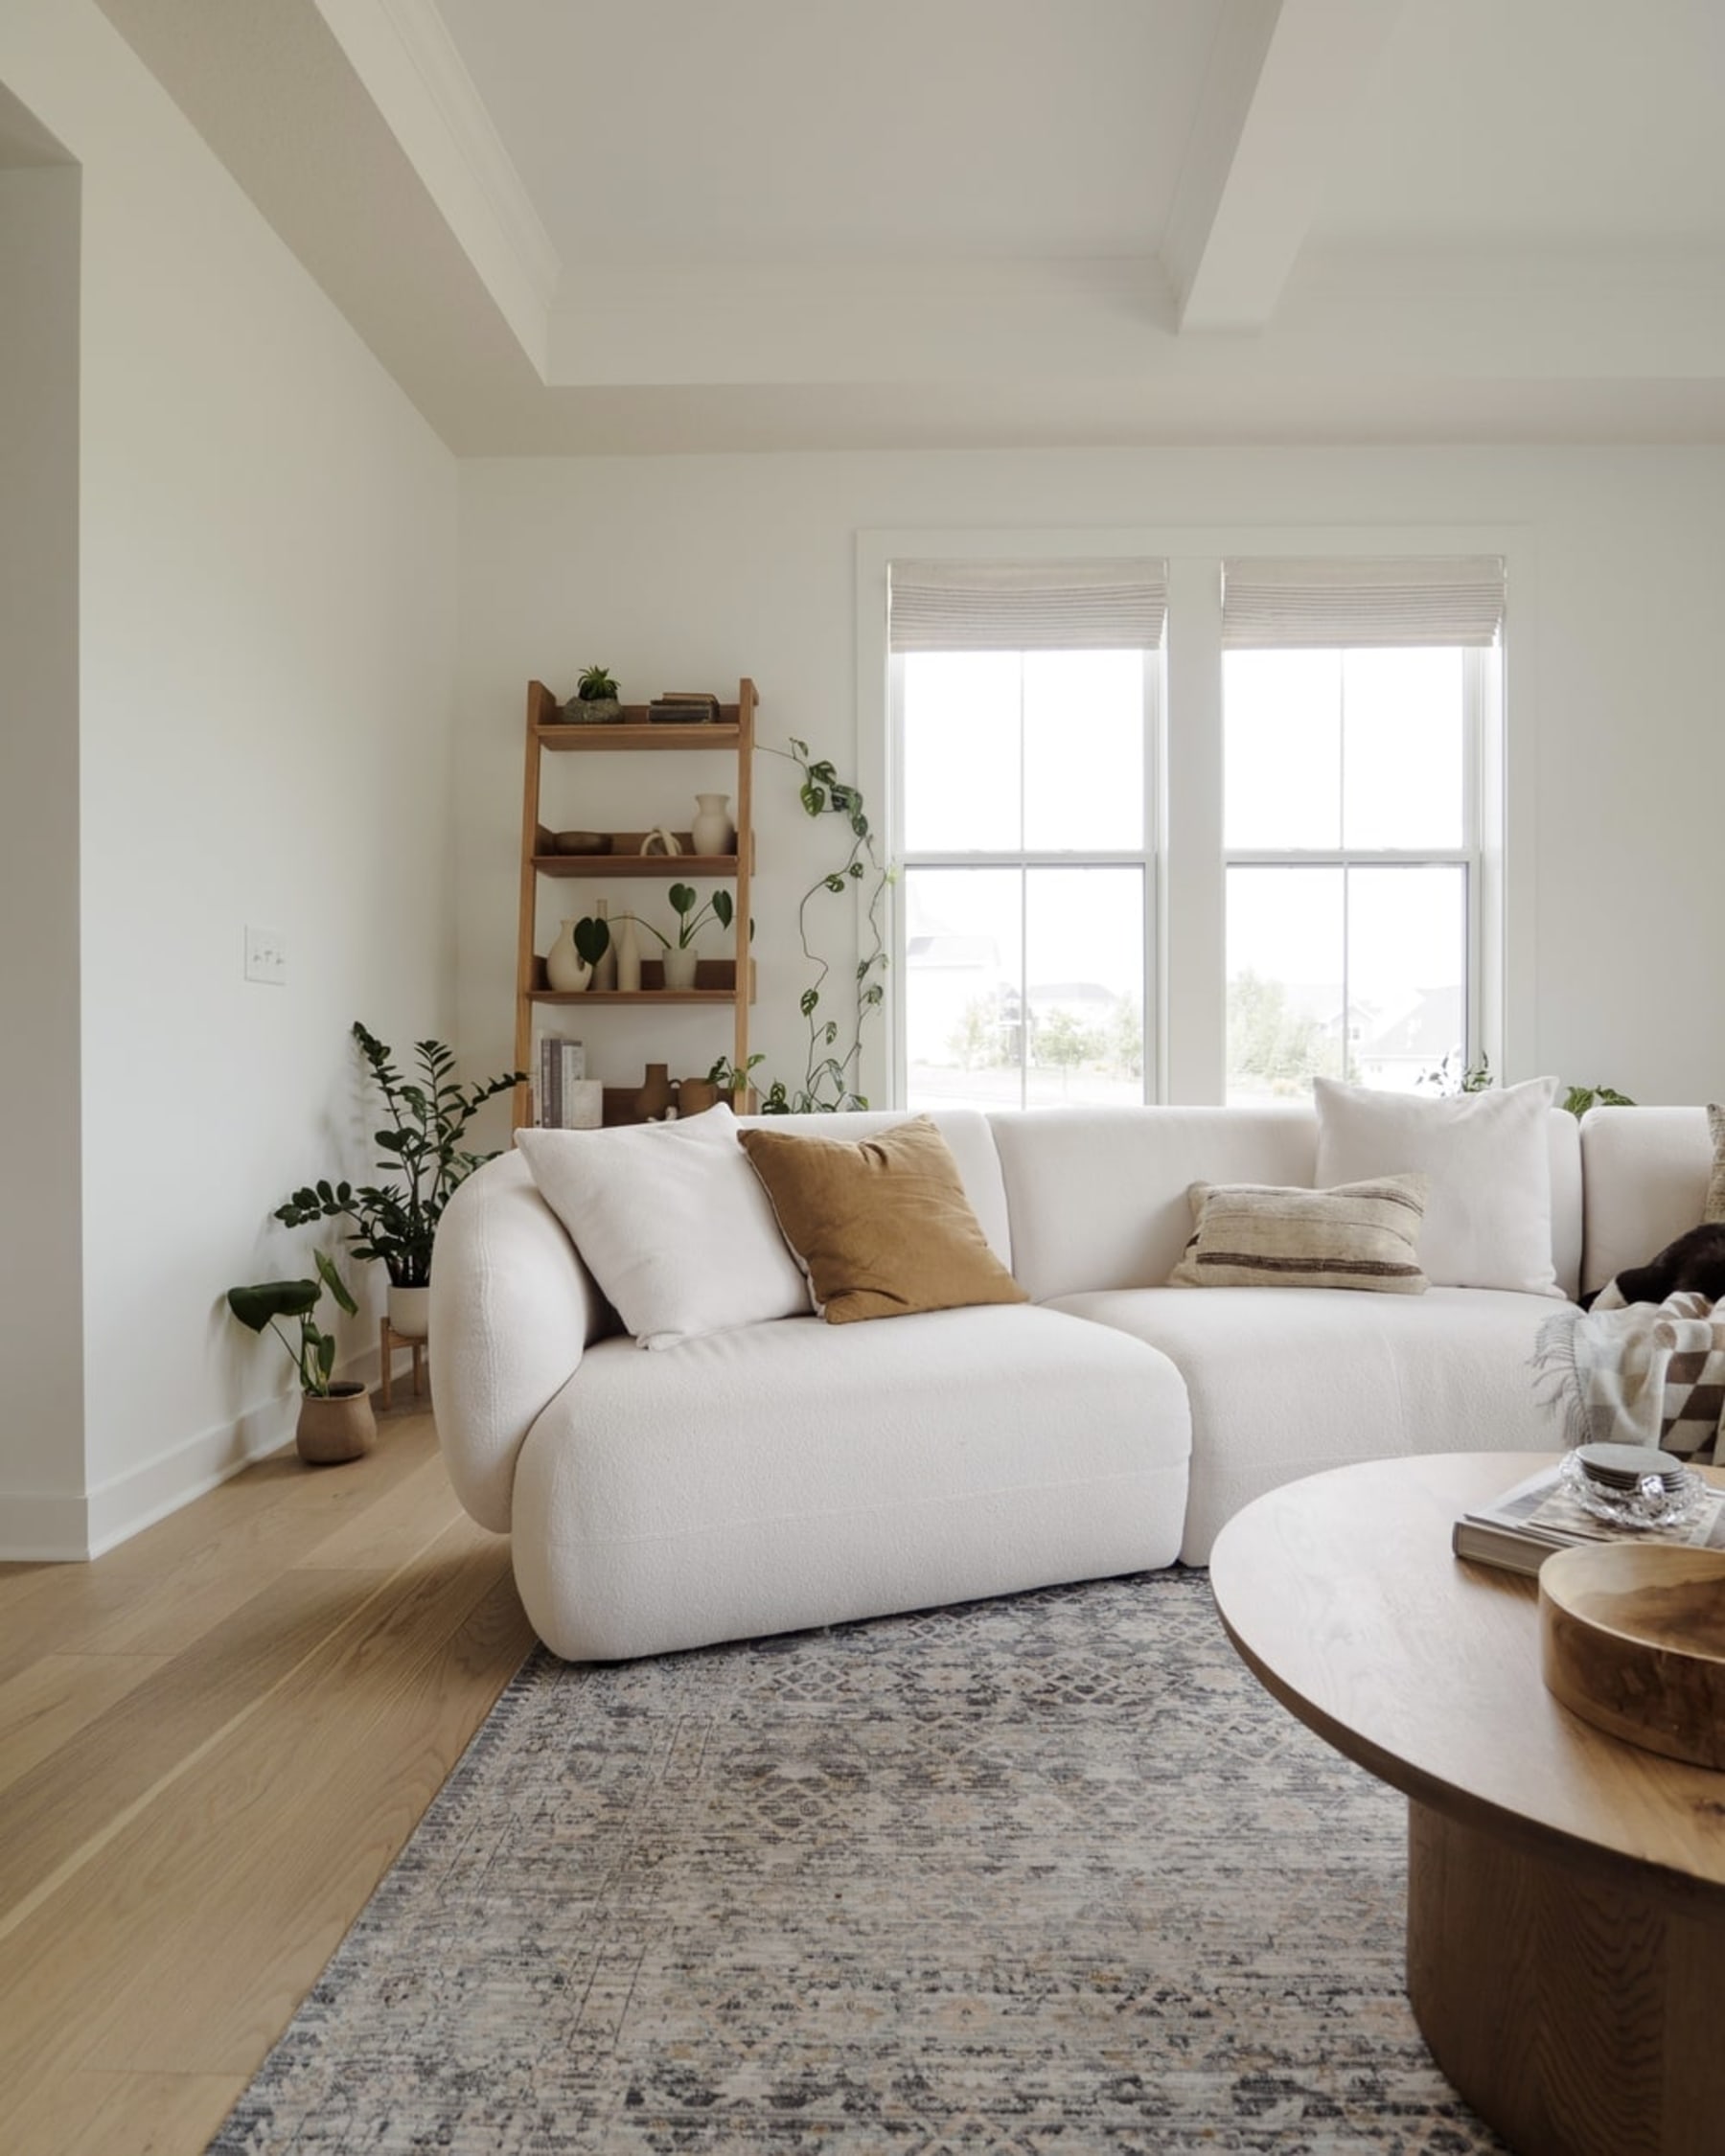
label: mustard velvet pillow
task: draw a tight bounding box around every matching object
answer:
[1170,1174,1431,1294]
[738,1115,1027,1324]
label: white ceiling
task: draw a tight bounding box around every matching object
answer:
[89,0,1725,453]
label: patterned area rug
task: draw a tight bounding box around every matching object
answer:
[209,1571,1503,2154]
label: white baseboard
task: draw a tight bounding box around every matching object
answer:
[0,1344,387,1562]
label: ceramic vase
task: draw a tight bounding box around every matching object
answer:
[678,1077,721,1116]
[545,919,590,993]
[691,792,735,857]
[615,911,643,993]
[296,1383,377,1466]
[634,1063,674,1121]
[387,1284,430,1340]
[662,945,700,991]
[590,899,618,991]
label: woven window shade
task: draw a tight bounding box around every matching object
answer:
[1221,557,1505,650]
[889,559,1167,654]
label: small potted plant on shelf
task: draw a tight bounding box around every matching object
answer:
[560,663,622,724]
[618,885,734,989]
[226,1251,374,1464]
[275,1023,523,1340]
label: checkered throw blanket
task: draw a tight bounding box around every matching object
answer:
[1533,1289,1725,1460]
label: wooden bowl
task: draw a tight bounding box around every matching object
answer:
[1540,1542,1725,1769]
[552,831,610,855]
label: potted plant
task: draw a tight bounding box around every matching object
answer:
[276,1023,523,1340]
[662,883,734,989]
[705,1052,766,1115]
[226,1251,375,1464]
[562,663,622,724]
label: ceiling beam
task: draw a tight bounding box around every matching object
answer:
[1162,0,1406,333]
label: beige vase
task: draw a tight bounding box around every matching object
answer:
[296,1383,377,1466]
[387,1284,430,1340]
[544,920,591,993]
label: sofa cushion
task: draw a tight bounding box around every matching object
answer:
[1051,1283,1570,1564]
[517,1106,810,1349]
[1314,1075,1562,1296]
[1579,1106,1715,1298]
[510,1303,1191,1661]
[1170,1175,1430,1294]
[740,1115,1026,1323]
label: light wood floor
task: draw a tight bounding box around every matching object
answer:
[0,1402,536,2156]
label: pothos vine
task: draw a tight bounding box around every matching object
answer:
[754,736,889,1112]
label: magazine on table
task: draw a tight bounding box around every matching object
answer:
[1453,1459,1725,1578]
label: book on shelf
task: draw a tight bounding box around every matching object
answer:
[537,1038,593,1128]
[1452,1458,1725,1578]
[648,691,721,722]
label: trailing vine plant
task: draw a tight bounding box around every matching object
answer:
[757,737,889,1112]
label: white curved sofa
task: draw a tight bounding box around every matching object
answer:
[429,1101,1714,1663]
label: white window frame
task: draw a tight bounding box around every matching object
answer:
[889,649,1162,1111]
[1221,646,1492,1092]
[856,526,1533,1109]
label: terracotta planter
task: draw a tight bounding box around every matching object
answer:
[387,1284,431,1340]
[296,1382,377,1466]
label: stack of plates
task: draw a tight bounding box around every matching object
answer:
[1575,1442,1690,1494]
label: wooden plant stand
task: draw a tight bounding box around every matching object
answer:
[378,1317,425,1411]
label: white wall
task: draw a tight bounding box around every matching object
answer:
[0,150,83,1548]
[0,3,460,1556]
[457,447,1725,1117]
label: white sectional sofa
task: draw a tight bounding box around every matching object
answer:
[429,1100,1715,1663]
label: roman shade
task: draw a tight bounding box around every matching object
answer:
[889,558,1167,653]
[1220,557,1506,649]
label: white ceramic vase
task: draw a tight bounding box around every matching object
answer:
[545,919,590,993]
[662,945,700,991]
[590,898,618,991]
[615,911,643,993]
[387,1283,431,1340]
[691,792,735,857]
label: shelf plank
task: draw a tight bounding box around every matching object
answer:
[534,721,740,752]
[531,854,740,880]
[528,989,740,1005]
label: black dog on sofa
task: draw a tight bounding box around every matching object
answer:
[1584,1223,1725,1309]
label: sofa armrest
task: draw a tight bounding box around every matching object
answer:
[429,1149,611,1533]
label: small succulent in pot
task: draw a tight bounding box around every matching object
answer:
[565,663,622,723]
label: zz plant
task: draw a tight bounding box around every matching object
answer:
[276,1023,522,1288]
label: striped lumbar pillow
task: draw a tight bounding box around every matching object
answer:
[1170,1174,1431,1294]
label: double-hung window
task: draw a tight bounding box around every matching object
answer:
[1221,558,1505,1101]
[888,560,1165,1112]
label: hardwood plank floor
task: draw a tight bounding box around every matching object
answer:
[0,1405,536,2156]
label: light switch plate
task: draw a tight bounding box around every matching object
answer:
[244,925,287,985]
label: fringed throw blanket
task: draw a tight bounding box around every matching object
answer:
[1533,1289,1725,1460]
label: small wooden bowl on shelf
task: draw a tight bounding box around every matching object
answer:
[552,831,611,855]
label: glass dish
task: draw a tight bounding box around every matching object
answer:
[1558,1446,1707,1532]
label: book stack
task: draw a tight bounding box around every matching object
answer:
[1453,1457,1725,1577]
[537,1038,602,1129]
[648,690,722,724]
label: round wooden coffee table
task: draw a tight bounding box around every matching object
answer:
[1209,1452,1725,2156]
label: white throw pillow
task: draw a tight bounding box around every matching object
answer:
[1313,1075,1562,1296]
[516,1105,811,1348]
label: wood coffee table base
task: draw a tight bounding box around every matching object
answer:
[1407,1800,1725,2156]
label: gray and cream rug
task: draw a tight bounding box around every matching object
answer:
[208,1571,1503,2153]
